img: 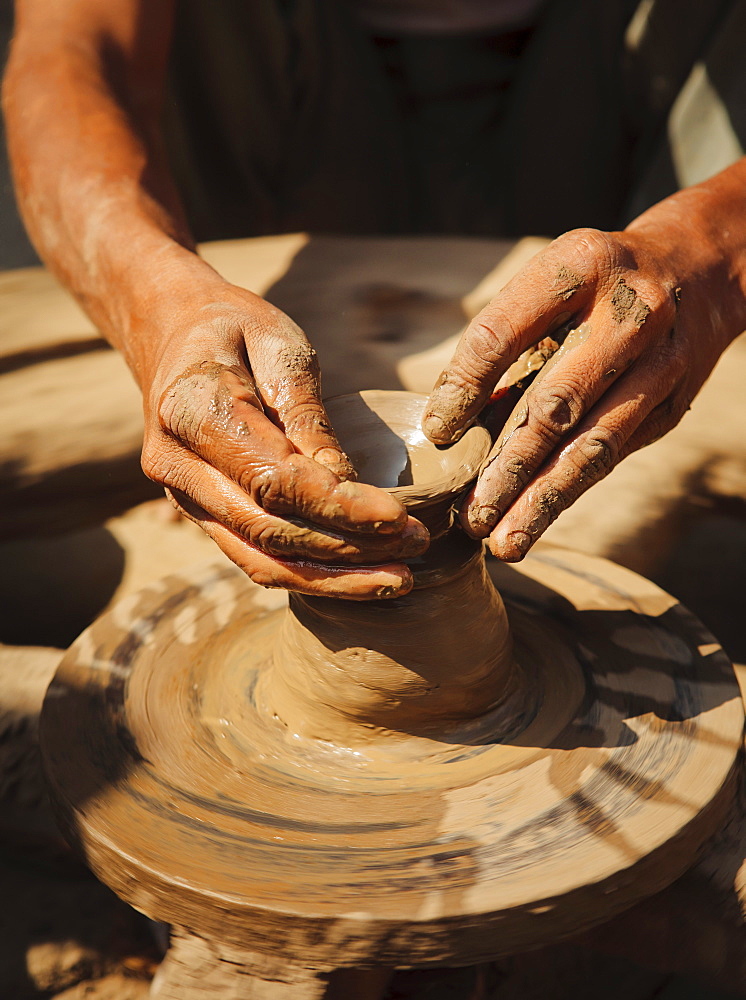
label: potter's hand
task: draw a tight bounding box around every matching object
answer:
[141,283,428,597]
[4,0,426,594]
[423,211,746,560]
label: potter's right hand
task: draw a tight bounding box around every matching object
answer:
[139,282,428,598]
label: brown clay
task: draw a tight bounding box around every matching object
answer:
[40,391,744,988]
[252,391,523,747]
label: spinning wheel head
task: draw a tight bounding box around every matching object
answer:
[40,393,744,969]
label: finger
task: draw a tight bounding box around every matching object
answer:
[423,236,599,445]
[487,362,684,561]
[156,361,408,535]
[462,316,639,537]
[165,489,413,600]
[620,391,690,456]
[246,312,356,480]
[163,451,429,564]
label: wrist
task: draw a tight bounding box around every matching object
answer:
[91,223,221,380]
[625,167,746,346]
[116,241,269,390]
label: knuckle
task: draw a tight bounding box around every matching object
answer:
[441,310,516,396]
[284,342,320,379]
[158,386,199,440]
[529,381,584,436]
[640,280,675,322]
[140,443,172,485]
[228,504,259,539]
[472,304,519,357]
[246,457,301,514]
[570,427,620,479]
[559,226,605,247]
[259,324,320,377]
[281,398,332,436]
[157,361,236,440]
[501,453,532,492]
[532,484,567,529]
[256,303,305,340]
[608,276,652,328]
[250,520,284,553]
[140,450,159,483]
[627,279,676,332]
[553,228,616,277]
[444,344,502,400]
[244,465,278,507]
[430,367,484,420]
[668,351,688,384]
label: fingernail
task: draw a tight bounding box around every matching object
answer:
[422,413,452,444]
[314,447,354,477]
[467,503,501,536]
[335,481,408,532]
[375,569,412,598]
[492,529,532,561]
[401,521,430,556]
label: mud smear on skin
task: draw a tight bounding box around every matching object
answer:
[481,320,592,472]
[610,278,650,327]
[553,266,585,301]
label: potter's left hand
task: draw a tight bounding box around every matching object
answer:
[423,169,746,560]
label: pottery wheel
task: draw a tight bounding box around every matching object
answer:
[40,393,744,971]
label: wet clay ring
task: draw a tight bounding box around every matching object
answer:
[41,391,743,971]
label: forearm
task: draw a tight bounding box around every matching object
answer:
[2,0,214,385]
[1,1,427,597]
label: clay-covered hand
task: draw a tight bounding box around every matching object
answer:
[140,281,428,597]
[423,221,746,561]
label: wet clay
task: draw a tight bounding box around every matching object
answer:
[610,277,651,327]
[553,266,584,301]
[253,392,526,746]
[40,391,744,977]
